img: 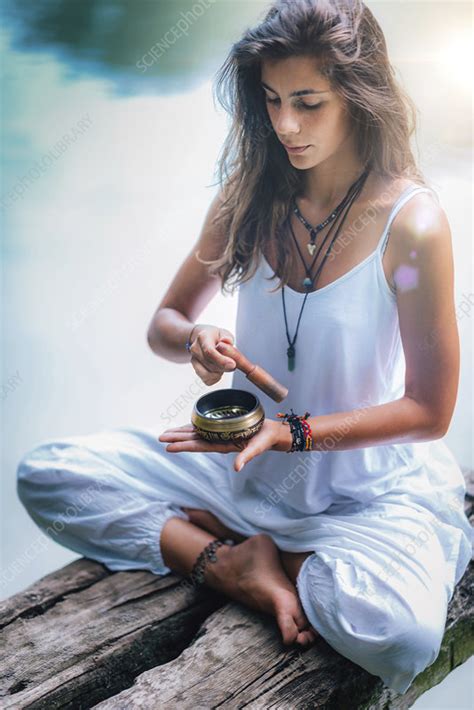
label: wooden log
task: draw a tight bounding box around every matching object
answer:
[0,559,109,629]
[1,471,472,709]
[0,564,226,708]
[93,562,474,710]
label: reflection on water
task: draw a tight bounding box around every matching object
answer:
[1,0,472,620]
[1,0,268,94]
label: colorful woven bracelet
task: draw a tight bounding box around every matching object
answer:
[276,409,313,452]
[300,418,313,450]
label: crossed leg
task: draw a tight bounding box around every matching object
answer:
[161,507,318,647]
[179,507,311,586]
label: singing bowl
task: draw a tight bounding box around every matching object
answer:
[191,388,265,445]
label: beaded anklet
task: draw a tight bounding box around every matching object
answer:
[188,537,235,587]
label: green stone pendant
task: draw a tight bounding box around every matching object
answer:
[287,344,295,371]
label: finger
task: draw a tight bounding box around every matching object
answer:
[159,431,200,442]
[158,425,196,440]
[215,341,239,369]
[165,440,237,453]
[218,330,235,348]
[161,424,195,433]
[234,436,270,471]
[191,358,222,384]
[195,335,236,372]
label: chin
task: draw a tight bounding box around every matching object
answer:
[289,153,318,169]
[288,151,312,161]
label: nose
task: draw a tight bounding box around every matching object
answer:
[274,105,301,138]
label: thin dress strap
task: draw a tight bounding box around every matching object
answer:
[378,184,438,256]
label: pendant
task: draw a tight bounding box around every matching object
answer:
[302,277,313,290]
[307,243,316,256]
[287,344,295,371]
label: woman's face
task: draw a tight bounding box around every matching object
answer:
[260,55,354,167]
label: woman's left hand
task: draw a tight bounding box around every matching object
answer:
[158,419,292,472]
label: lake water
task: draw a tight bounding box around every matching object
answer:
[1,2,472,705]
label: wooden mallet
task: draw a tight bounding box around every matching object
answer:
[216,341,288,403]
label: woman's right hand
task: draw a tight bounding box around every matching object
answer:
[188,324,237,385]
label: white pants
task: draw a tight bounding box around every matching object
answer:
[16,426,472,694]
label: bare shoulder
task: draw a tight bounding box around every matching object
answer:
[377,178,451,265]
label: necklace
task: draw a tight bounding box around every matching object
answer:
[282,168,371,371]
[292,190,349,257]
[289,178,365,291]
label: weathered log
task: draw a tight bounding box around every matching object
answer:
[1,470,472,710]
[93,563,474,710]
[0,565,226,708]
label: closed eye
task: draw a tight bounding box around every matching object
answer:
[264,97,323,111]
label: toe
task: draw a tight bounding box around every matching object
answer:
[294,600,314,634]
[276,611,299,645]
[308,625,319,640]
[296,628,317,646]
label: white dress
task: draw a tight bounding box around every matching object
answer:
[17,183,473,694]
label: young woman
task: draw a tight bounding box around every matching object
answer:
[17,0,472,695]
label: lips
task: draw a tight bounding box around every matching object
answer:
[283,144,310,154]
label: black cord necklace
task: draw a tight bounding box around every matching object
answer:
[289,175,366,290]
[282,168,371,371]
[291,189,349,258]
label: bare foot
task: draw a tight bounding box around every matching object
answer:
[205,533,318,647]
[181,507,247,543]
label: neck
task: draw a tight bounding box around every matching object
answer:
[301,140,368,209]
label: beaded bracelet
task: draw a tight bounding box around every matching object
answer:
[185,323,200,353]
[276,408,313,452]
[188,537,235,587]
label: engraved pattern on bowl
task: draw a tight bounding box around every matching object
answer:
[191,389,265,443]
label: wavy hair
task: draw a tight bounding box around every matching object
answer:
[199,0,426,296]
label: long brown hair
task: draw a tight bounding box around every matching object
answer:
[200,0,426,296]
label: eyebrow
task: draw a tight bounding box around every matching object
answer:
[260,81,329,97]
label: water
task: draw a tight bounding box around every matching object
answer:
[1,1,472,703]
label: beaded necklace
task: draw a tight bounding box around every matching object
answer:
[281,168,371,371]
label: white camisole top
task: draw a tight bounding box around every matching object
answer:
[224,184,467,522]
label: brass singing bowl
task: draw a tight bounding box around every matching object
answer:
[191,389,265,445]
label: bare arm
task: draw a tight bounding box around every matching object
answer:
[147,189,227,363]
[159,193,461,469]
[298,193,460,452]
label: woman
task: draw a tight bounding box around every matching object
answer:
[17,0,472,695]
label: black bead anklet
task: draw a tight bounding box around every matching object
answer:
[188,537,235,587]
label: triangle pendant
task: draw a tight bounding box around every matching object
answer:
[307,243,316,256]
